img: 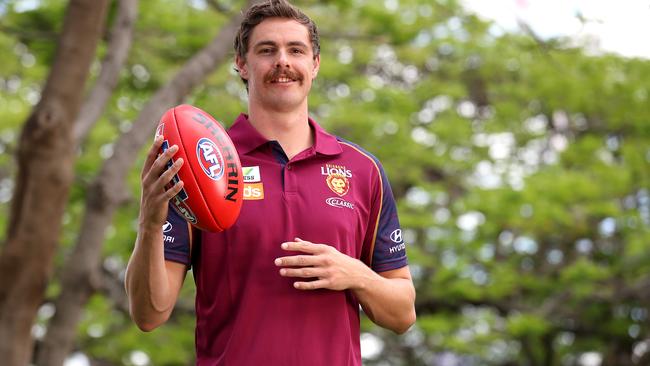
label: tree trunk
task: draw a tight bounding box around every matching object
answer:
[36,1,139,362]
[34,2,259,364]
[0,1,110,365]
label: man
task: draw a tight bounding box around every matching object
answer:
[125,0,416,364]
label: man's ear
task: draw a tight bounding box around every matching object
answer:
[235,55,248,80]
[312,54,320,79]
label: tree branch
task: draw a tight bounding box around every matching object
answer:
[96,265,130,314]
[516,19,562,70]
[73,0,139,145]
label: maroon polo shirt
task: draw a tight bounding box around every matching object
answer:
[163,113,408,365]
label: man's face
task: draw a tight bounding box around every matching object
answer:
[236,18,320,113]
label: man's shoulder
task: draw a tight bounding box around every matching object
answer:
[333,136,385,171]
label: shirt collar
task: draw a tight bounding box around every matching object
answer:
[228,113,342,156]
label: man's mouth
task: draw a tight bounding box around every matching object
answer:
[266,69,302,84]
[272,76,295,83]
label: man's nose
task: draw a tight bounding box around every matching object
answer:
[275,50,289,68]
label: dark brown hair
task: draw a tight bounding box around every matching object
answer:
[233,0,320,84]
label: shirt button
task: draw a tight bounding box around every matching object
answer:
[287,165,292,170]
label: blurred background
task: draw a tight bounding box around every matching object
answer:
[0,0,649,365]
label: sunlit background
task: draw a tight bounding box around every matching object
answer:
[463,0,650,59]
[1,0,649,365]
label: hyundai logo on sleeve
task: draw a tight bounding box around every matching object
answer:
[390,229,403,244]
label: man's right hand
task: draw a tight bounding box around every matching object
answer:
[138,135,184,231]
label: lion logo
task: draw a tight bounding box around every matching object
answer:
[326,173,350,196]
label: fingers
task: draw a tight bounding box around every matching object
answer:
[274,255,318,267]
[140,142,184,216]
[151,144,180,179]
[275,253,324,290]
[293,280,329,290]
[157,157,183,188]
[279,267,326,278]
[152,157,184,204]
[138,137,187,228]
[142,135,164,176]
[142,144,179,185]
[280,239,326,254]
[163,179,185,201]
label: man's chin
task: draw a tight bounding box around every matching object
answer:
[264,98,306,112]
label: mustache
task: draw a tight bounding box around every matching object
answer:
[264,68,303,83]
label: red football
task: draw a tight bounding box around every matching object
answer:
[155,104,243,232]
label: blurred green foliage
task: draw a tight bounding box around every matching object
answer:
[1,0,649,365]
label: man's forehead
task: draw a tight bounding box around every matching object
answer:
[249,18,311,47]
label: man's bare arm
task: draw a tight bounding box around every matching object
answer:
[125,135,188,331]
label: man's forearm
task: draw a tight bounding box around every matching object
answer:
[125,226,179,331]
[352,268,416,334]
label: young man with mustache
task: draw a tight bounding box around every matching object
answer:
[126,1,416,364]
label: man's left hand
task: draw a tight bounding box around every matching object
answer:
[274,238,372,291]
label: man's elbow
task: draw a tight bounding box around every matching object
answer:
[392,308,417,334]
[392,284,417,334]
[129,307,169,332]
[132,314,167,332]
[135,320,159,332]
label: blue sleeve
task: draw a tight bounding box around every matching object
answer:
[163,202,192,266]
[370,162,408,272]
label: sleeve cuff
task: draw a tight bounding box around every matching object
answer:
[372,257,408,273]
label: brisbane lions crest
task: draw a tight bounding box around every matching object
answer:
[326,173,350,196]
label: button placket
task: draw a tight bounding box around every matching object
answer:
[284,163,298,194]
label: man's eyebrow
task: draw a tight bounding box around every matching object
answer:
[287,41,309,48]
[252,40,309,49]
[253,40,278,49]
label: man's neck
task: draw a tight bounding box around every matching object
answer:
[248,106,314,160]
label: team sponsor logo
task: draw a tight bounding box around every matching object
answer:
[243,183,264,200]
[321,164,352,197]
[389,229,405,253]
[389,243,406,254]
[325,197,355,210]
[172,196,197,224]
[243,166,261,183]
[321,164,353,178]
[326,174,350,197]
[390,229,403,243]
[196,137,225,180]
[162,221,175,243]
